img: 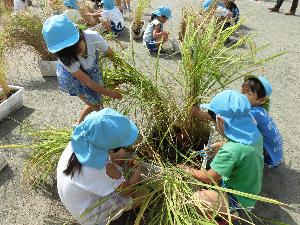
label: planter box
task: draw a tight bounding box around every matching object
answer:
[0,155,8,172]
[130,20,146,40]
[0,85,24,121]
[38,60,58,77]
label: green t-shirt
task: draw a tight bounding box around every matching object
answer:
[210,138,264,208]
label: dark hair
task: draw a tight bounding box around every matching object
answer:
[242,78,266,99]
[150,14,157,22]
[63,152,82,178]
[208,110,216,121]
[55,32,83,67]
[112,147,124,152]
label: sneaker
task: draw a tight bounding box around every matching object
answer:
[268,6,280,12]
[285,10,296,15]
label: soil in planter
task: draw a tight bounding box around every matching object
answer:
[131,21,145,36]
[149,119,210,167]
[0,89,17,104]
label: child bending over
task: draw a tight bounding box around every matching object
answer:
[143,6,172,53]
[88,0,125,35]
[183,90,264,217]
[57,108,147,225]
[42,15,122,124]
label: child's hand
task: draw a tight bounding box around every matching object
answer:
[109,90,123,100]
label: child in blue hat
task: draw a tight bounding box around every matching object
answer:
[57,108,146,225]
[42,15,122,124]
[203,0,239,30]
[182,90,264,216]
[242,75,283,168]
[143,6,172,53]
[63,0,83,24]
[87,0,125,35]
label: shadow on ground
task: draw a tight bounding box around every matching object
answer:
[0,165,14,187]
[242,163,300,225]
[0,106,35,137]
[21,77,59,91]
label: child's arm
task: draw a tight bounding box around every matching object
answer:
[106,162,142,197]
[153,24,169,40]
[72,70,122,99]
[179,165,221,183]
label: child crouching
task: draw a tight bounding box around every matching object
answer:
[143,6,172,53]
[57,108,147,225]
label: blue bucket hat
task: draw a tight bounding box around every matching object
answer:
[201,90,261,145]
[71,108,139,169]
[101,0,115,10]
[64,0,79,9]
[153,6,172,19]
[42,15,80,53]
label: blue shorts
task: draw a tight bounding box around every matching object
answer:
[145,39,158,52]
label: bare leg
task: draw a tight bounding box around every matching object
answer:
[194,189,229,217]
[77,95,103,124]
[155,33,169,49]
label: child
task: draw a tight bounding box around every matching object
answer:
[42,15,122,124]
[203,0,239,29]
[122,0,131,13]
[88,0,125,35]
[182,90,264,216]
[63,0,83,24]
[241,75,283,168]
[57,108,146,225]
[143,6,172,53]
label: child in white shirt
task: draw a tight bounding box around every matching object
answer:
[57,108,146,225]
[143,6,172,53]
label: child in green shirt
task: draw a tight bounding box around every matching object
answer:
[181,90,264,217]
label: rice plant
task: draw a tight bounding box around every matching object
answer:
[1,8,288,224]
[1,7,56,61]
[0,3,11,100]
[132,0,148,28]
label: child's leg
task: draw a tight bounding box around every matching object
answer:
[77,95,103,124]
[194,189,229,217]
[155,33,169,49]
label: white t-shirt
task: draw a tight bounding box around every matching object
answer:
[63,9,83,24]
[143,19,162,43]
[14,0,27,11]
[57,143,126,224]
[101,8,124,29]
[59,29,109,73]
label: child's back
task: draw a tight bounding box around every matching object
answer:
[101,7,124,31]
[250,106,283,167]
[211,139,264,208]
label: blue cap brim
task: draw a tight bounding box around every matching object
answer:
[71,126,109,169]
[47,31,79,53]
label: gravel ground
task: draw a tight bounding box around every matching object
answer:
[0,0,299,224]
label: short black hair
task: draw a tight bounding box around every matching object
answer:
[242,78,266,99]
